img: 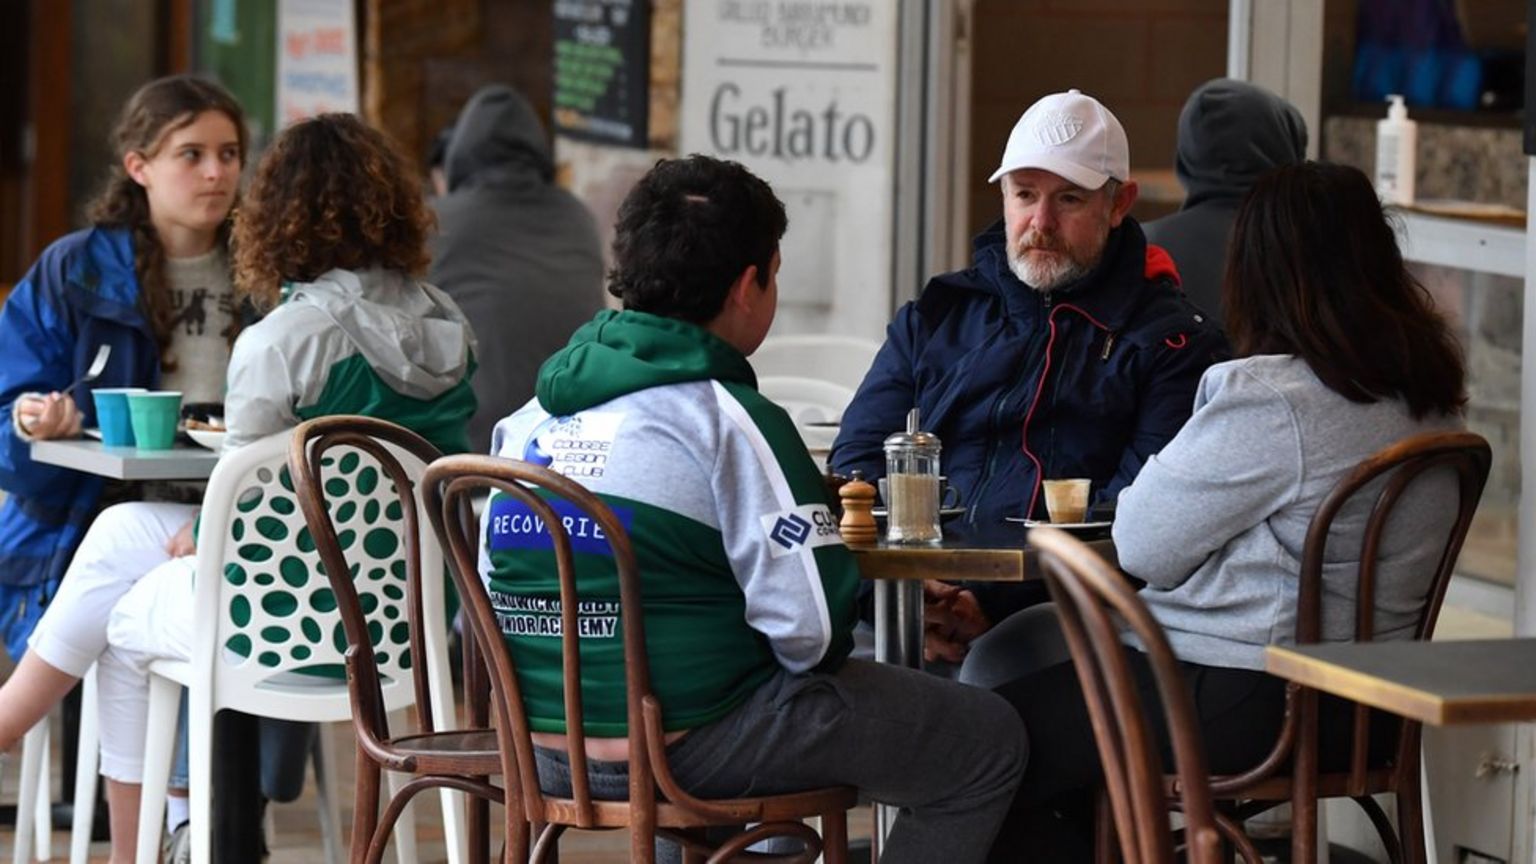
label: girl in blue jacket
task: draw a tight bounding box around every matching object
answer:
[0,76,246,659]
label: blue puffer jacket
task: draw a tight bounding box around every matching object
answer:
[0,228,161,656]
[832,218,1227,620]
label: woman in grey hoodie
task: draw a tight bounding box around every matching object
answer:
[986,162,1466,861]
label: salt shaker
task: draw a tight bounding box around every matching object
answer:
[882,409,942,544]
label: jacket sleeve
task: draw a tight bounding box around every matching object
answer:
[829,303,921,482]
[1112,364,1302,589]
[1100,324,1229,508]
[0,261,81,497]
[223,327,300,452]
[712,384,857,673]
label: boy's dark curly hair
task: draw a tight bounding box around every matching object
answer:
[608,155,787,324]
[232,113,432,308]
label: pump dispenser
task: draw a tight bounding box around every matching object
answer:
[1374,95,1418,205]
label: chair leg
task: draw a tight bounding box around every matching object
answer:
[313,727,345,864]
[34,721,52,861]
[68,667,99,864]
[820,810,848,864]
[1398,773,1428,864]
[1093,788,1117,864]
[187,686,214,864]
[425,603,469,864]
[386,768,420,864]
[134,676,180,864]
[13,720,47,864]
[349,747,382,864]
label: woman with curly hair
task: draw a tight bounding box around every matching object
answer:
[0,112,476,863]
[0,75,246,660]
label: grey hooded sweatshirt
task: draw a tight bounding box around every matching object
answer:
[1143,79,1307,325]
[429,84,605,453]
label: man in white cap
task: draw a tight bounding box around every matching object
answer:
[831,90,1227,661]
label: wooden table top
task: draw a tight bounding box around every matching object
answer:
[1265,638,1536,726]
[850,522,1115,582]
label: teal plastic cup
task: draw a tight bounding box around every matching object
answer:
[126,391,182,450]
[91,387,146,447]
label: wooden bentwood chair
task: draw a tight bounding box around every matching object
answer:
[289,417,503,864]
[1031,525,1235,864]
[423,454,858,863]
[1132,431,1492,864]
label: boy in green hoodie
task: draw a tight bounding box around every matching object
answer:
[484,155,1026,863]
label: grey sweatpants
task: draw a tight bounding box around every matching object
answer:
[537,658,1027,863]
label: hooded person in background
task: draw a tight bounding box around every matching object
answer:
[1143,78,1308,324]
[430,84,605,453]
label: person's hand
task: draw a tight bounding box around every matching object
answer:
[165,515,198,558]
[16,392,82,440]
[923,580,991,664]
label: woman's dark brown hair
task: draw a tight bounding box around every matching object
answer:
[232,113,432,308]
[1222,161,1465,419]
[86,75,248,359]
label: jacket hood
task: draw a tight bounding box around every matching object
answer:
[444,84,554,192]
[1175,78,1307,207]
[536,310,756,416]
[285,268,476,400]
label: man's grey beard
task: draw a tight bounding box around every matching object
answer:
[1007,246,1089,293]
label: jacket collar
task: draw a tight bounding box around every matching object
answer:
[962,216,1173,331]
[63,228,151,331]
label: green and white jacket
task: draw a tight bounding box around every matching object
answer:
[225,267,478,456]
[483,309,858,736]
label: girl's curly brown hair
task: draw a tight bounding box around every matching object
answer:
[231,113,433,308]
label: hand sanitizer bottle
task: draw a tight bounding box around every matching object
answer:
[1374,94,1417,205]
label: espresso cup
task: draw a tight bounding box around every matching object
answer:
[126,391,182,450]
[1042,478,1091,524]
[91,387,146,447]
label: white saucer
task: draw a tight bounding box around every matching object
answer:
[1006,517,1112,531]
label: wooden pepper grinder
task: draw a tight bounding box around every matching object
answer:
[839,470,879,546]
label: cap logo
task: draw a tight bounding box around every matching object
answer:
[1032,110,1084,147]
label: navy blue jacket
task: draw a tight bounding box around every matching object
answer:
[0,228,161,652]
[831,218,1227,621]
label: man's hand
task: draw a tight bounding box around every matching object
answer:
[16,393,83,440]
[165,516,198,558]
[923,580,991,664]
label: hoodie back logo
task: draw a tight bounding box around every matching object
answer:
[523,412,625,479]
[1032,110,1084,147]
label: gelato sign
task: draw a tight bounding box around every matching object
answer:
[682,1,897,339]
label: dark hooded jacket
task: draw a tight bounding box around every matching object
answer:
[831,218,1228,624]
[1143,78,1307,324]
[430,84,605,452]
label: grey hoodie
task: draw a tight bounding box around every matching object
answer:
[1143,79,1307,325]
[430,84,605,453]
[224,267,478,454]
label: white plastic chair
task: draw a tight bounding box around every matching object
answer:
[11,668,98,864]
[751,334,882,394]
[756,376,855,463]
[131,431,466,864]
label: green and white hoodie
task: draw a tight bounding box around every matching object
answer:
[483,309,857,736]
[225,267,478,456]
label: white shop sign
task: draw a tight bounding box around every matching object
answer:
[276,0,360,126]
[681,1,897,341]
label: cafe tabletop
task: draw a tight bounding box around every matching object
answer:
[851,521,1117,582]
[1265,638,1536,726]
[31,438,221,481]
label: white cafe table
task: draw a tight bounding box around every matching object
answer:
[30,438,220,481]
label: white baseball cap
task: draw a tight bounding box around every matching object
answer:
[988,89,1129,189]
